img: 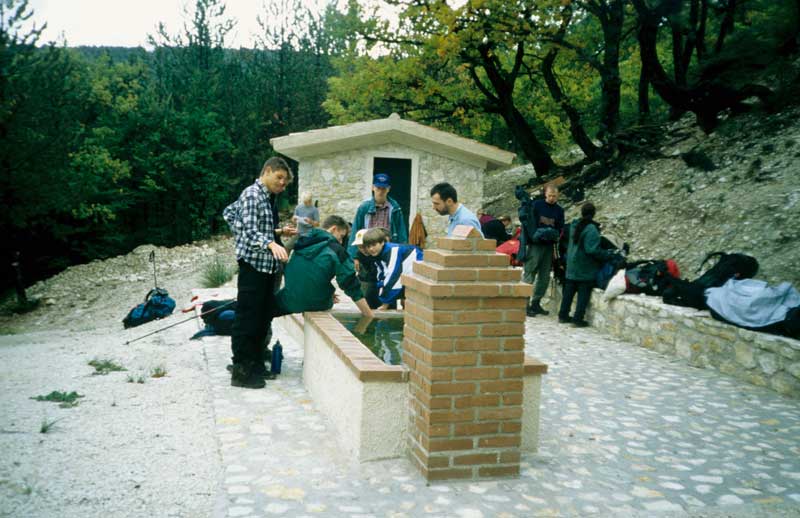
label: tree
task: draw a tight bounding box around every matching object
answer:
[631,0,787,132]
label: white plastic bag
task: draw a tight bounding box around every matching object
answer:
[603,269,626,301]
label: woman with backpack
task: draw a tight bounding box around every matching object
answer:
[558,202,618,327]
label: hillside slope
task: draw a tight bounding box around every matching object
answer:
[483,106,800,289]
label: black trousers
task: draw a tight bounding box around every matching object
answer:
[231,260,276,367]
[559,279,594,322]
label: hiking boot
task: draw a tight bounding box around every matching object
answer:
[572,320,589,328]
[530,301,549,316]
[558,315,572,324]
[230,364,266,389]
[227,363,276,380]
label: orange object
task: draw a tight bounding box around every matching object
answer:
[409,213,427,249]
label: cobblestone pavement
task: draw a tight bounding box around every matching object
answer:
[204,314,800,517]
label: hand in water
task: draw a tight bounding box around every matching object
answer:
[354,314,373,335]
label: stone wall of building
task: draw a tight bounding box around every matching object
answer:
[297,144,484,237]
[546,289,800,398]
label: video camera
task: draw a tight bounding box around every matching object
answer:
[515,185,534,228]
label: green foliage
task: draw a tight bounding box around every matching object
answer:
[325,0,796,162]
[0,0,341,288]
[1,0,798,286]
[88,359,126,375]
[201,257,235,288]
[40,417,64,433]
[126,373,147,384]
[150,365,168,378]
[31,391,84,408]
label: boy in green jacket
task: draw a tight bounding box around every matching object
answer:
[273,215,373,318]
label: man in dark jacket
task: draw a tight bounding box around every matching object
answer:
[347,173,408,308]
[521,185,564,317]
[274,215,373,318]
[347,173,408,259]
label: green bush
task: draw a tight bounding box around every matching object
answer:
[201,258,235,288]
[31,391,84,408]
[88,359,126,375]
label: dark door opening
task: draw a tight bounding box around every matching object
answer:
[373,157,412,235]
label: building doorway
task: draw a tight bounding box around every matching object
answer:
[373,157,412,231]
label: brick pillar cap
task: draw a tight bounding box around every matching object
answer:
[451,225,482,239]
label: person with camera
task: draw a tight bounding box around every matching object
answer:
[518,185,564,317]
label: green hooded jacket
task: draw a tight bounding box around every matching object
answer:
[275,228,364,315]
[565,219,616,282]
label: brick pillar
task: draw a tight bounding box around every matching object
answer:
[402,226,530,481]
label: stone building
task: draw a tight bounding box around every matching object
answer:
[270,113,515,238]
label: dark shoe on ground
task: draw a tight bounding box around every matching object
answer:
[558,315,572,324]
[230,364,266,389]
[253,363,277,380]
[531,301,550,316]
[572,320,589,328]
[526,304,538,317]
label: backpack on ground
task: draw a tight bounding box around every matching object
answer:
[694,251,759,289]
[661,251,758,309]
[662,277,708,309]
[624,259,680,296]
[200,299,238,335]
[123,288,176,329]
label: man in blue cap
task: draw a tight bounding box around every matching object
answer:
[348,173,409,308]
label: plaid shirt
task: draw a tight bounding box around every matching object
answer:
[223,180,279,273]
[370,203,391,231]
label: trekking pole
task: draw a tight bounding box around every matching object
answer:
[124,299,237,345]
[149,250,158,288]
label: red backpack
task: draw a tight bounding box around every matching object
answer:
[625,259,680,296]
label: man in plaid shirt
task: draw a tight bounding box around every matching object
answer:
[223,157,296,388]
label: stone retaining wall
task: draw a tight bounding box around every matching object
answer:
[545,287,800,398]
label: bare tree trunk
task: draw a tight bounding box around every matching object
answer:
[697,0,708,59]
[714,0,737,54]
[473,44,555,176]
[633,0,773,133]
[638,65,650,122]
[541,49,600,160]
[597,0,624,141]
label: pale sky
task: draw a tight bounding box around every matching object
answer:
[25,0,342,48]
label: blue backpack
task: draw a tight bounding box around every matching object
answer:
[123,288,176,329]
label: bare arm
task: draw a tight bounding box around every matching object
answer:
[355,298,374,318]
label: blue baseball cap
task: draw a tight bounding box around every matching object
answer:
[373,173,391,188]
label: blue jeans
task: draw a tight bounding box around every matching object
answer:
[558,280,594,322]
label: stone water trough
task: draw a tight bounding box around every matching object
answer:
[279,229,548,481]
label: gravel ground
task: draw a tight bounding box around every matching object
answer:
[0,238,236,518]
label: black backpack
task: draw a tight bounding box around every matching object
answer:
[662,252,759,309]
[662,278,708,310]
[123,288,176,329]
[200,299,237,335]
[694,252,759,289]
